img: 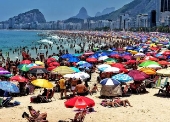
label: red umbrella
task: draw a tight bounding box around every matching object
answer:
[48,62,60,67]
[86,58,97,63]
[84,51,94,56]
[10,75,27,82]
[47,57,57,64]
[144,56,159,62]
[47,66,56,71]
[128,70,149,81]
[64,96,95,109]
[158,61,169,65]
[111,63,124,68]
[126,60,136,64]
[21,60,31,64]
[110,54,121,58]
[163,51,170,55]
[122,55,132,60]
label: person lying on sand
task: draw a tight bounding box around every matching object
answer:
[113,97,133,107]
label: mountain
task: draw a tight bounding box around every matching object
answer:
[71,7,91,19]
[1,9,46,24]
[95,7,115,17]
[89,0,156,21]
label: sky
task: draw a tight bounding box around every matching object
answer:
[0,0,133,21]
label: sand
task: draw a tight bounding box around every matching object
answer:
[1,71,170,122]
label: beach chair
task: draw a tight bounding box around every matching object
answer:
[39,91,50,103]
[0,98,3,107]
[2,97,13,107]
[48,89,56,102]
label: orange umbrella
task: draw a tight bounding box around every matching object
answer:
[139,68,156,75]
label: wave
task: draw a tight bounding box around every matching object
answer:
[37,39,53,44]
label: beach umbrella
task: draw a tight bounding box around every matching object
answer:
[162,50,170,55]
[128,70,148,81]
[3,73,13,78]
[84,51,94,56]
[0,81,20,93]
[47,66,56,71]
[158,61,169,65]
[146,64,162,69]
[97,64,111,69]
[134,53,145,58]
[100,78,120,85]
[122,55,132,60]
[63,74,74,79]
[79,63,92,68]
[35,61,44,66]
[73,53,83,57]
[104,58,117,63]
[64,96,95,109]
[72,72,90,80]
[31,79,53,88]
[29,66,45,70]
[52,56,59,60]
[86,58,97,63]
[111,63,125,68]
[51,66,74,75]
[139,68,156,75]
[29,67,48,74]
[20,60,31,64]
[0,70,11,75]
[139,60,160,67]
[26,63,38,68]
[76,61,88,65]
[47,57,57,64]
[126,60,136,64]
[10,75,27,82]
[156,68,170,76]
[61,54,73,59]
[144,56,159,62]
[70,67,80,73]
[103,67,120,73]
[68,57,80,63]
[98,56,109,61]
[112,74,133,82]
[18,64,29,72]
[48,62,60,67]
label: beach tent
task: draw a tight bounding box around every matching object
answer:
[100,85,122,97]
[100,78,122,97]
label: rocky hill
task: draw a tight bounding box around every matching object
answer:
[95,7,115,17]
[90,0,156,21]
[1,9,46,24]
[71,7,91,19]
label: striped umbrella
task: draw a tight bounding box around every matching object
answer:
[51,66,74,75]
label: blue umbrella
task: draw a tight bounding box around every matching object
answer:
[61,54,73,59]
[68,57,80,62]
[100,78,120,85]
[73,53,83,57]
[79,63,92,68]
[77,61,88,65]
[112,74,133,83]
[70,67,80,73]
[0,81,20,93]
[26,63,38,68]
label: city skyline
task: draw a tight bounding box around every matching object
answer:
[0,0,133,21]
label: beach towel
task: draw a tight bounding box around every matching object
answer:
[156,76,162,87]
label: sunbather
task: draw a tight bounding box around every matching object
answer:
[113,97,132,107]
[100,99,121,107]
[28,106,48,121]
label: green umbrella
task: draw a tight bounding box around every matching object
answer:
[104,58,117,62]
[139,60,160,67]
[52,56,59,60]
[18,64,29,72]
[3,73,14,78]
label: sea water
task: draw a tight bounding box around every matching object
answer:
[0,30,84,60]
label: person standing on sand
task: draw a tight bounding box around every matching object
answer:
[58,77,67,99]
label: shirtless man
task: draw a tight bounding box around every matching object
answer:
[75,80,88,96]
[71,78,78,95]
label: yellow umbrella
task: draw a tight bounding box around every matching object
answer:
[130,50,138,55]
[51,66,74,75]
[139,68,156,75]
[150,43,156,47]
[31,79,53,88]
[35,61,44,66]
[156,69,170,76]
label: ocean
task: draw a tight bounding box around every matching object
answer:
[0,30,90,60]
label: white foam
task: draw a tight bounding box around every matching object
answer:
[38,39,53,44]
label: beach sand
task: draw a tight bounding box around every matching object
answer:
[1,72,170,122]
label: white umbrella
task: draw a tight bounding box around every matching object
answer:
[63,74,74,78]
[103,67,120,73]
[97,64,111,69]
[146,64,162,69]
[72,72,90,80]
[134,53,145,58]
[98,56,109,61]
